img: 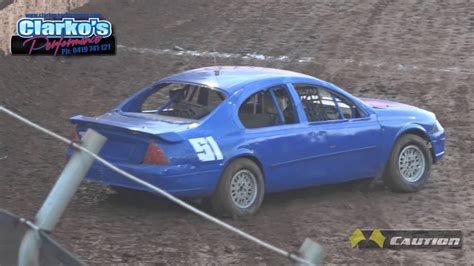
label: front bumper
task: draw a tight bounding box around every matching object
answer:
[430,129,446,162]
[84,161,222,197]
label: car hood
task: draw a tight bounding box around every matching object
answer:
[360,97,436,121]
[360,98,416,109]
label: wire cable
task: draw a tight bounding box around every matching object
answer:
[0,105,314,265]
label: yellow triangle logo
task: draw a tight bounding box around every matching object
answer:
[349,228,366,248]
[369,229,386,248]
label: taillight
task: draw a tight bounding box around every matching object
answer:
[71,130,80,142]
[143,143,168,165]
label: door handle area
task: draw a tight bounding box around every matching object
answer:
[309,131,327,136]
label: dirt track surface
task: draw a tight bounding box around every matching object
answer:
[1,0,473,264]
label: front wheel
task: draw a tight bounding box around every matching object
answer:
[383,134,432,192]
[211,158,265,217]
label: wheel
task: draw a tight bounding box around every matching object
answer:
[383,134,432,192]
[211,158,265,217]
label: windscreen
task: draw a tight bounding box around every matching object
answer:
[138,83,226,120]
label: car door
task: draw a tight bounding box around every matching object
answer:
[290,83,382,184]
[237,84,324,192]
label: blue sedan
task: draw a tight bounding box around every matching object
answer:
[70,66,445,217]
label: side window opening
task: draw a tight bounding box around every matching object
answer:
[333,96,360,119]
[239,90,278,128]
[238,86,297,128]
[137,83,226,120]
[294,85,326,122]
[294,85,362,122]
[318,89,340,120]
[272,87,297,124]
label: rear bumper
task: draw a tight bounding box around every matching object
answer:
[84,162,222,197]
[430,130,446,162]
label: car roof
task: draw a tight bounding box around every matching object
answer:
[160,66,318,94]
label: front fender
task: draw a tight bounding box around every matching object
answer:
[376,122,432,177]
[395,123,430,141]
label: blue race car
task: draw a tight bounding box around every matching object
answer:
[70,66,445,217]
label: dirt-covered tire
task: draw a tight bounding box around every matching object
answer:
[383,134,432,192]
[211,158,265,217]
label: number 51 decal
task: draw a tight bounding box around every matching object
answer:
[188,136,224,162]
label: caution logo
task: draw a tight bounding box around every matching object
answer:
[349,229,462,249]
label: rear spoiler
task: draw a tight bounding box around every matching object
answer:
[70,115,184,143]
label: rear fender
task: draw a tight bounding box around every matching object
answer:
[223,152,264,175]
[221,150,267,187]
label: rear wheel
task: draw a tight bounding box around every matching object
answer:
[383,134,432,192]
[211,158,264,217]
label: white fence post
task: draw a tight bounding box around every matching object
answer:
[18,129,106,266]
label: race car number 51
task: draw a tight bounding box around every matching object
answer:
[189,137,224,162]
